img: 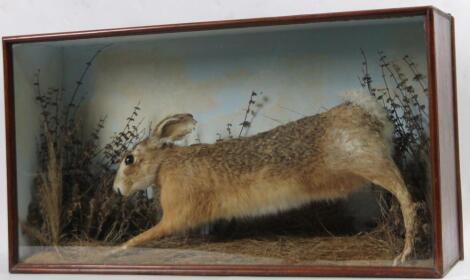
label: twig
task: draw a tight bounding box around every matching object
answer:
[239,91,257,137]
[64,44,112,125]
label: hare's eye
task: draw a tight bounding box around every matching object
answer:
[124,155,134,165]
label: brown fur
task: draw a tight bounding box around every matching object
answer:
[112,104,416,264]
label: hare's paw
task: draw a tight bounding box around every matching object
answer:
[103,244,131,260]
[392,246,412,266]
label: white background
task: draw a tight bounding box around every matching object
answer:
[0,1,468,279]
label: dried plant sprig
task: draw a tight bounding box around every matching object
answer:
[379,52,428,133]
[26,45,159,247]
[226,123,233,139]
[239,91,257,137]
[217,91,268,141]
[64,44,112,125]
[102,103,144,166]
[244,92,269,136]
[403,55,428,94]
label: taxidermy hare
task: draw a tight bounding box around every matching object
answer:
[112,92,416,264]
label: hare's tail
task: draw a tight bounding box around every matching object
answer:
[342,90,389,125]
[342,90,394,150]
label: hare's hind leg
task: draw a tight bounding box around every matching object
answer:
[349,159,416,265]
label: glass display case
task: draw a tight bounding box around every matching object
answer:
[3,6,462,277]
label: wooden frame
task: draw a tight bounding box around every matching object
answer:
[2,6,462,277]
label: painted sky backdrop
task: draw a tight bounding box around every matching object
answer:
[60,15,428,145]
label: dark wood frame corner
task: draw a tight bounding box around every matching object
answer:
[2,5,462,278]
[3,36,18,274]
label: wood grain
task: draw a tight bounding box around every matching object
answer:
[3,38,19,273]
[430,10,463,275]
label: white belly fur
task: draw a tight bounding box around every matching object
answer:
[218,174,366,220]
[222,180,314,219]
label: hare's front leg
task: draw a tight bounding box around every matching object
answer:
[118,186,195,251]
[106,217,178,258]
[120,220,172,250]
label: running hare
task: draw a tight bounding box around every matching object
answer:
[113,92,416,264]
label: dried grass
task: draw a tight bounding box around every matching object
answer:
[145,230,397,262]
[25,46,159,247]
[42,129,63,245]
[23,228,410,265]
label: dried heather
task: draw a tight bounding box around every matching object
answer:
[25,45,160,247]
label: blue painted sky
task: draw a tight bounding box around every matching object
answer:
[21,15,429,144]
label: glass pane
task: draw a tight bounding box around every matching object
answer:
[13,14,433,268]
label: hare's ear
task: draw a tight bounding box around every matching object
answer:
[150,113,197,146]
